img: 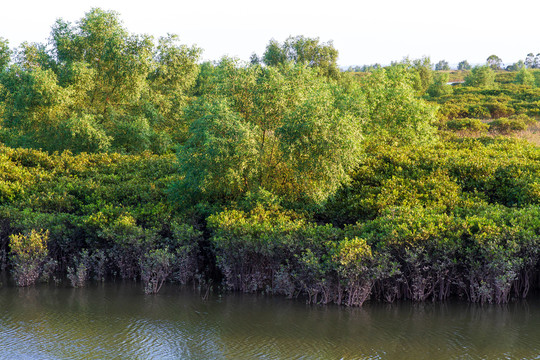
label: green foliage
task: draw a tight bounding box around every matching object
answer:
[407,56,433,93]
[207,205,307,292]
[354,204,537,303]
[430,83,540,122]
[0,146,179,282]
[67,249,91,287]
[464,66,495,87]
[361,66,438,146]
[435,60,450,71]
[3,8,540,305]
[262,40,287,68]
[52,8,154,112]
[139,247,175,294]
[176,97,259,204]
[276,87,363,202]
[515,67,535,86]
[487,54,503,70]
[458,60,471,70]
[0,8,201,154]
[0,38,11,72]
[0,66,69,149]
[324,139,540,225]
[0,134,540,304]
[489,114,536,134]
[427,72,453,97]
[262,35,340,78]
[9,229,50,286]
[506,60,526,72]
[207,154,540,304]
[175,62,364,205]
[58,114,112,153]
[99,214,159,279]
[334,237,373,306]
[145,34,201,140]
[168,222,202,284]
[208,204,375,305]
[109,114,153,153]
[445,118,489,133]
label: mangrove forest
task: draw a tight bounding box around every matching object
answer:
[2,8,540,306]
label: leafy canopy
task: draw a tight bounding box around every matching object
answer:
[175,60,364,205]
[0,8,201,154]
[261,36,340,79]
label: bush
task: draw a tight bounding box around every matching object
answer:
[489,115,536,133]
[334,237,374,306]
[99,214,159,280]
[139,248,175,294]
[515,68,535,86]
[169,222,203,285]
[9,229,50,286]
[464,66,495,88]
[445,118,489,133]
[67,249,91,287]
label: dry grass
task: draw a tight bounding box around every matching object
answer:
[516,123,540,146]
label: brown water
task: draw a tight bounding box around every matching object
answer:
[0,278,539,359]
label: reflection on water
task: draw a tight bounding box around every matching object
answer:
[1,275,540,359]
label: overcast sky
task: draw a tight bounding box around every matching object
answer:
[1,0,539,67]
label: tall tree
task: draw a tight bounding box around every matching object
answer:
[486,55,502,70]
[435,60,450,71]
[361,65,438,146]
[0,66,69,149]
[175,61,364,204]
[145,34,201,141]
[427,72,453,97]
[506,60,525,71]
[262,39,287,67]
[262,36,340,78]
[0,38,11,72]
[457,60,471,70]
[403,56,433,93]
[525,53,535,68]
[535,53,540,69]
[51,8,154,116]
[1,8,201,154]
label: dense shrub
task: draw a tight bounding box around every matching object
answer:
[324,139,540,224]
[429,84,540,123]
[489,114,537,133]
[445,118,489,132]
[464,66,495,88]
[9,229,51,286]
[140,248,175,294]
[0,136,539,304]
[0,146,188,292]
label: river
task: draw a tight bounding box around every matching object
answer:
[0,277,539,359]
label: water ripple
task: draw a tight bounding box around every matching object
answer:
[1,283,540,359]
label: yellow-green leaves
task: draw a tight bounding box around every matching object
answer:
[9,229,49,261]
[178,62,365,205]
[362,66,438,147]
[464,66,495,88]
[9,229,50,286]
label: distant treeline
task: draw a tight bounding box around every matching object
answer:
[347,52,540,72]
[1,8,540,305]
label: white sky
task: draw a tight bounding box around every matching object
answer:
[1,0,539,67]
